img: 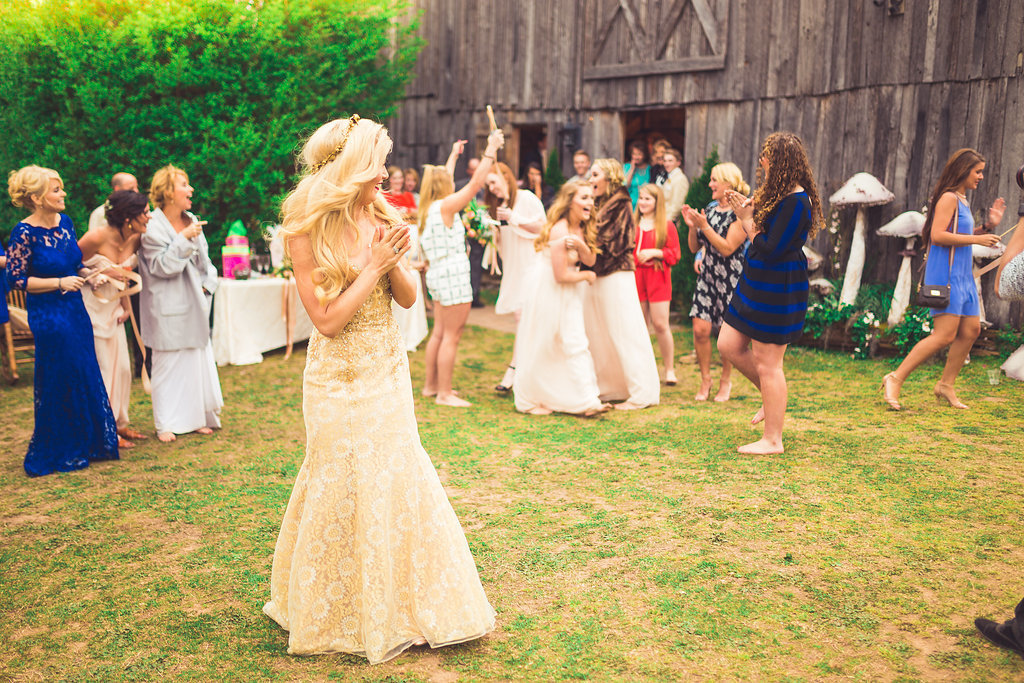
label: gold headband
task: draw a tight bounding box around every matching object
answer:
[311,114,360,174]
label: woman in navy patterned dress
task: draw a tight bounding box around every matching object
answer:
[718,133,824,455]
[6,166,118,475]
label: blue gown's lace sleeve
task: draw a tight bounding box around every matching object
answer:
[6,225,31,290]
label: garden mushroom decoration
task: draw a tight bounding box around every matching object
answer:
[877,210,925,325]
[829,173,895,305]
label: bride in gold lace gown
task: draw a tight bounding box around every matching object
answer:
[262,115,496,664]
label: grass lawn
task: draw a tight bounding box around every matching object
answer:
[1,319,1022,681]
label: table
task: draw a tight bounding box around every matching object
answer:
[212,277,314,366]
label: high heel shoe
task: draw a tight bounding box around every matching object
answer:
[934,382,968,409]
[881,373,902,411]
[495,365,515,393]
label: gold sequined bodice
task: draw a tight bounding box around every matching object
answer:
[306,275,402,381]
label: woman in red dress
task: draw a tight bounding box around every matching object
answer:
[633,183,681,385]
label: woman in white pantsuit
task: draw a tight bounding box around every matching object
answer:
[139,165,223,442]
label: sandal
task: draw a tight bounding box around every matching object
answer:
[495,365,515,393]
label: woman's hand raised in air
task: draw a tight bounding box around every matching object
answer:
[369,223,411,275]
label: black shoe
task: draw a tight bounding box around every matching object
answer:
[471,299,485,308]
[975,617,1024,658]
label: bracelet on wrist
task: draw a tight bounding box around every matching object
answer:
[483,154,496,161]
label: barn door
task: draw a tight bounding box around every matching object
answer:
[584,0,729,80]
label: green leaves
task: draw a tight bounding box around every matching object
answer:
[0,0,421,263]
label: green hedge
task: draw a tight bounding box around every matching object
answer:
[0,0,421,264]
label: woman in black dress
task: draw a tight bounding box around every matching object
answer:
[718,133,824,455]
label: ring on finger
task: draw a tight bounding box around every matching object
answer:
[392,245,400,254]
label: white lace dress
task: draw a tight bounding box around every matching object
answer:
[263,274,495,663]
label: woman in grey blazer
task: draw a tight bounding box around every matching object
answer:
[139,165,223,442]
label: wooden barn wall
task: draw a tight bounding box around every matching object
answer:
[389,0,1024,326]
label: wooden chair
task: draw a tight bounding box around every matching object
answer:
[2,289,34,384]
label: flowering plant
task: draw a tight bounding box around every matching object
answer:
[887,306,932,355]
[849,310,881,359]
[462,199,498,248]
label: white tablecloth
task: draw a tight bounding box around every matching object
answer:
[212,277,314,365]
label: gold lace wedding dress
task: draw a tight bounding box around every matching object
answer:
[263,275,495,663]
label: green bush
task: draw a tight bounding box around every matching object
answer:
[0,0,421,264]
[544,147,566,193]
[671,146,719,314]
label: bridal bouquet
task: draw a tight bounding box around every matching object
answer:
[462,199,502,275]
[462,199,497,248]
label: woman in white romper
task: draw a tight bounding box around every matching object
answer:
[418,130,505,406]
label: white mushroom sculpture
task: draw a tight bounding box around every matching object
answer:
[877,211,925,325]
[830,173,895,305]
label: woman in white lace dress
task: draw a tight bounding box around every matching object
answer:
[263,115,495,663]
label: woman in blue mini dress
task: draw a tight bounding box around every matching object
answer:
[882,148,1004,410]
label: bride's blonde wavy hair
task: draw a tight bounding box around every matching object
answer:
[280,116,404,304]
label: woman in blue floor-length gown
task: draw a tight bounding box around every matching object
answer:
[6,166,118,476]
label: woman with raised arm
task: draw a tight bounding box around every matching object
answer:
[139,166,223,443]
[483,161,546,392]
[263,115,496,663]
[77,190,151,448]
[681,162,750,402]
[882,148,1004,410]
[583,158,660,409]
[513,180,608,416]
[6,165,118,475]
[718,132,824,454]
[419,130,505,406]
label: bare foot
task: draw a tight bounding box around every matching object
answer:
[196,427,214,435]
[436,393,472,407]
[750,406,765,425]
[664,369,678,386]
[526,406,553,415]
[737,438,784,454]
[582,403,612,417]
[118,427,148,440]
[157,432,177,443]
[695,377,712,401]
[422,386,437,397]
[713,381,732,402]
[614,401,643,410]
[411,637,428,647]
[118,436,135,449]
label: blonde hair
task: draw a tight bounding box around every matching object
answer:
[417,165,455,235]
[592,158,625,200]
[149,165,188,209]
[634,183,668,249]
[710,162,751,196]
[279,116,404,304]
[535,180,600,253]
[8,166,62,210]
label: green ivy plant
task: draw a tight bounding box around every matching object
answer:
[0,0,422,266]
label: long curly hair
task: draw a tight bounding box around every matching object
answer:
[751,132,824,238]
[280,117,404,304]
[592,158,625,207]
[920,148,986,253]
[534,180,600,253]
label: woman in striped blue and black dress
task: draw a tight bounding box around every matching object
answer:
[718,132,824,455]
